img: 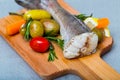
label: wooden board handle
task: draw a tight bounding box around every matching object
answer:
[67,56,120,80]
[63,37,120,80]
[57,0,120,79]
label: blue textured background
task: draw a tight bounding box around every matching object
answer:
[0,0,120,80]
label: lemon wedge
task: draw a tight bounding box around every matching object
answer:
[84,17,98,30]
[104,27,111,37]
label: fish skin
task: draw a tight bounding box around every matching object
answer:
[15,0,98,59]
[15,0,90,45]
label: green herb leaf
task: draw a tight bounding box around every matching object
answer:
[46,37,64,62]
[24,18,33,40]
[48,43,58,62]
[75,13,93,21]
[46,37,64,50]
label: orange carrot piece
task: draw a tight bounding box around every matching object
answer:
[6,19,26,36]
[96,18,110,29]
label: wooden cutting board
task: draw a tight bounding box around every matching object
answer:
[0,0,120,80]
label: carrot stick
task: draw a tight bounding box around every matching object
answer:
[6,19,26,36]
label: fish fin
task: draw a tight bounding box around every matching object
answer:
[15,0,42,9]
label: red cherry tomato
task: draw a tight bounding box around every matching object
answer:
[30,37,50,53]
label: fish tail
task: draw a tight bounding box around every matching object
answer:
[15,0,42,9]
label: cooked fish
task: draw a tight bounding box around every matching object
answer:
[64,32,98,58]
[15,0,98,58]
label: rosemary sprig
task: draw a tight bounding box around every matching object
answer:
[46,37,64,50]
[48,43,58,62]
[46,37,64,61]
[75,13,93,21]
[24,18,33,40]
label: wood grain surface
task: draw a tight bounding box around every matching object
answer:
[0,0,120,80]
